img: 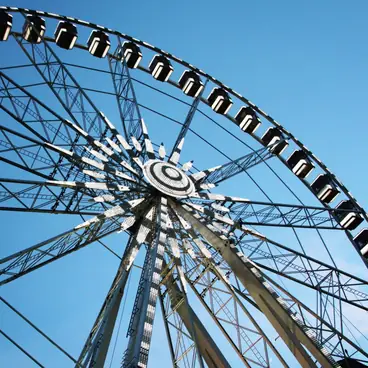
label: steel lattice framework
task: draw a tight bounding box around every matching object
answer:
[0,7,367,368]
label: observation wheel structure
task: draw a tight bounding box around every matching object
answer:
[0,7,367,368]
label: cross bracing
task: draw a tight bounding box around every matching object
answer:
[0,8,367,368]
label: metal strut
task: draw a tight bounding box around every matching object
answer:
[77,237,135,367]
[162,260,231,368]
[169,79,207,162]
[170,200,337,368]
[77,205,155,367]
[189,146,275,189]
[108,42,148,162]
[171,207,289,367]
[122,197,167,368]
[182,254,290,367]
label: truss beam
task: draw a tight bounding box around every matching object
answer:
[13,32,108,137]
[163,267,231,368]
[190,146,274,188]
[122,198,167,368]
[237,230,368,311]
[0,71,86,154]
[78,206,154,367]
[78,237,135,367]
[188,193,360,230]
[183,228,368,364]
[169,82,206,163]
[184,200,368,310]
[183,254,289,368]
[171,210,289,367]
[0,123,85,182]
[171,200,337,368]
[108,44,147,161]
[0,177,102,215]
[0,212,139,286]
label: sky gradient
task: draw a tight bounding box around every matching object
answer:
[0,1,367,367]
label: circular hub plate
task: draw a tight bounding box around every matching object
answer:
[143,160,195,198]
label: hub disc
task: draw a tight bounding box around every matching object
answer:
[143,160,195,198]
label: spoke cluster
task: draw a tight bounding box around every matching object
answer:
[0,13,367,368]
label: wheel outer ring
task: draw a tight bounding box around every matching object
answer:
[3,6,367,265]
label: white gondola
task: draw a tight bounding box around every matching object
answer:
[178,70,204,97]
[354,229,368,258]
[287,150,314,178]
[87,30,110,58]
[207,88,233,114]
[334,200,363,230]
[119,41,142,69]
[0,10,12,41]
[23,15,46,44]
[54,21,78,50]
[261,127,289,155]
[235,106,261,134]
[311,174,340,203]
[148,55,173,82]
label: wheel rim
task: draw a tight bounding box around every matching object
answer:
[0,7,367,368]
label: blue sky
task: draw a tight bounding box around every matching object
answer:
[0,1,368,367]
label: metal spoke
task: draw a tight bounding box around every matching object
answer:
[168,84,206,167]
[123,197,167,367]
[78,225,150,367]
[237,228,368,311]
[169,81,207,163]
[160,257,229,368]
[182,199,368,310]
[0,71,86,152]
[77,204,156,366]
[170,200,345,367]
[0,9,366,367]
[61,118,140,178]
[108,42,151,162]
[187,193,362,230]
[13,28,112,138]
[0,124,145,213]
[0,177,102,215]
[0,123,85,181]
[189,146,275,189]
[0,218,117,285]
[0,71,142,184]
[171,207,289,368]
[0,197,145,285]
[46,141,143,191]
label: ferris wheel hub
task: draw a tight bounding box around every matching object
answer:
[143,159,195,198]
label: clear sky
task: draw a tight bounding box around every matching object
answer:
[0,1,368,367]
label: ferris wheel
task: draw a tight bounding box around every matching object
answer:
[0,7,367,368]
